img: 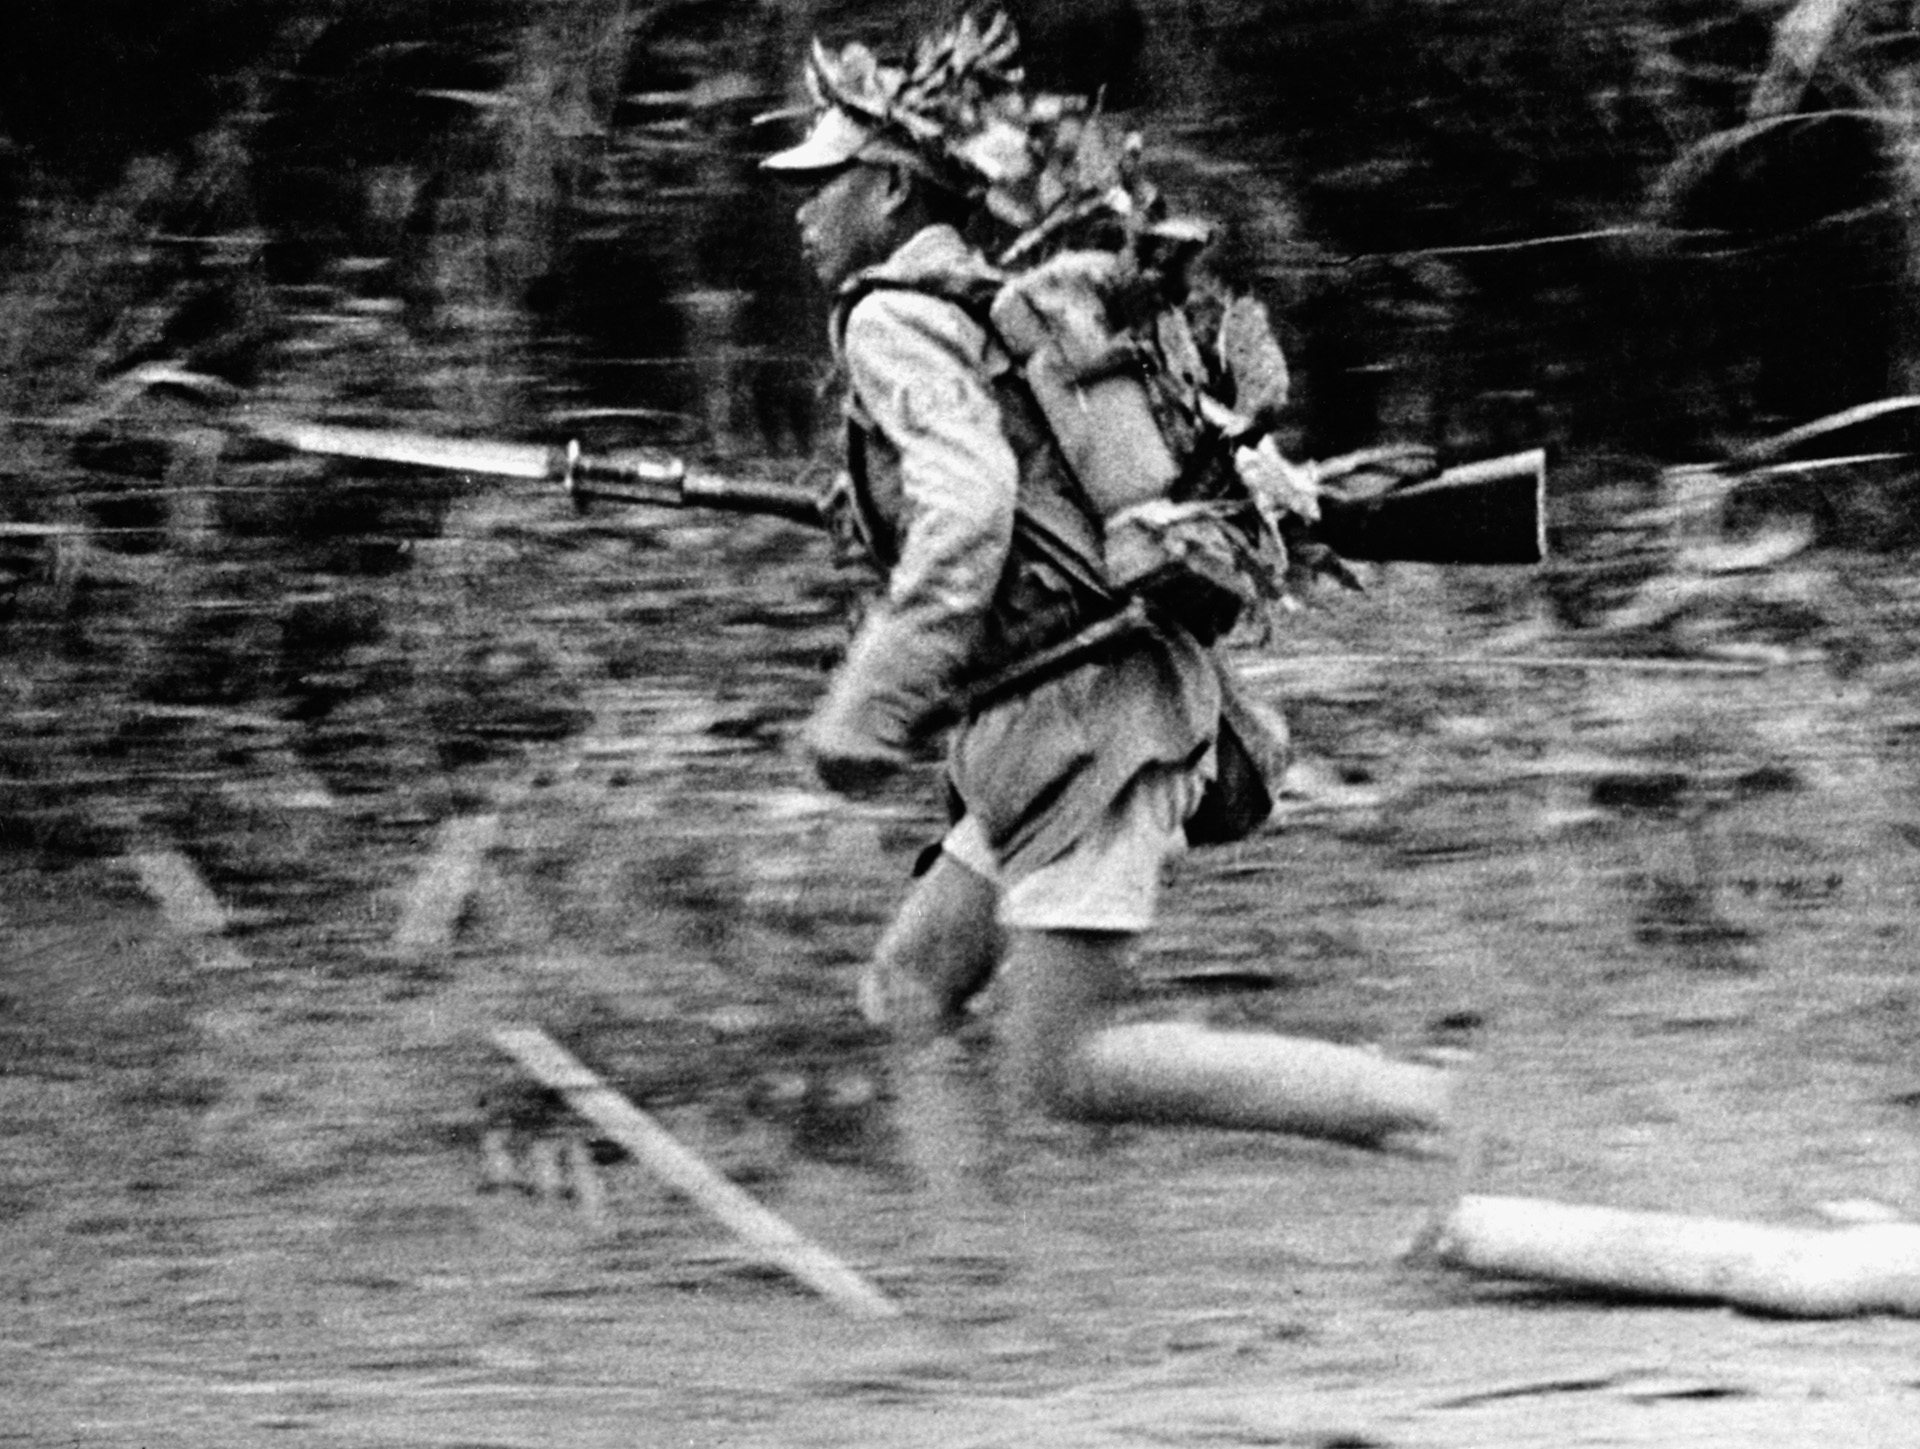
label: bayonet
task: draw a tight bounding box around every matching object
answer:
[245,417,823,526]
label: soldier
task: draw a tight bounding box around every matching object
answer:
[763,22,1450,1143]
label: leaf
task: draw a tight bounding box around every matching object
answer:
[1287,535,1366,593]
[1117,497,1215,531]
[1750,0,1860,119]
[1032,164,1069,217]
[986,189,1036,229]
[953,117,1032,184]
[1235,438,1320,523]
[1156,308,1207,393]
[1068,115,1130,196]
[1028,93,1070,125]
[1218,295,1289,428]
[1197,392,1252,437]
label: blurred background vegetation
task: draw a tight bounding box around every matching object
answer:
[2,0,1916,873]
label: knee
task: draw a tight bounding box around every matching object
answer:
[858,938,956,1039]
[1029,1048,1138,1123]
[999,929,1136,1117]
[1028,1057,1097,1121]
[860,858,1002,1036]
[1004,1019,1113,1121]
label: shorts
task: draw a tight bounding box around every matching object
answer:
[941,760,1207,933]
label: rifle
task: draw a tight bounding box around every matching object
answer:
[243,419,1547,718]
[246,418,1547,565]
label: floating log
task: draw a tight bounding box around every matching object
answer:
[492,1026,902,1320]
[1429,1194,1920,1317]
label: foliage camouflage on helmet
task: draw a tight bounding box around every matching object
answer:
[803,13,1207,282]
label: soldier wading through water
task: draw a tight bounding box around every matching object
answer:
[763,17,1451,1143]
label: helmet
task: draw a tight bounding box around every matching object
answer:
[760,13,1022,197]
[761,105,952,182]
[763,12,1203,273]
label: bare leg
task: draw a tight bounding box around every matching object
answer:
[858,851,1004,1040]
[889,1032,1007,1271]
[996,928,1135,1115]
[863,856,1012,1283]
[1001,929,1452,1144]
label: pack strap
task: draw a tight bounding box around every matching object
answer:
[839,275,1113,603]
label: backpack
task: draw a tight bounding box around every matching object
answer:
[846,247,1294,647]
[982,247,1294,645]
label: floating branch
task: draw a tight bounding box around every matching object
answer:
[491,1026,902,1320]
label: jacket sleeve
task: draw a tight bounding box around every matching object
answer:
[808,289,1018,770]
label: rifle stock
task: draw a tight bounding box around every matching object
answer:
[1312,448,1548,566]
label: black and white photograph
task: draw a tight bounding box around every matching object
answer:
[4,1,1918,1443]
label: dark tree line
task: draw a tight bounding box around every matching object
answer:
[4,0,1914,462]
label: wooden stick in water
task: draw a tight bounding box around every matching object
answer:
[491,1026,902,1320]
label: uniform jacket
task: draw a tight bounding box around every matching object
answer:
[811,224,1282,871]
